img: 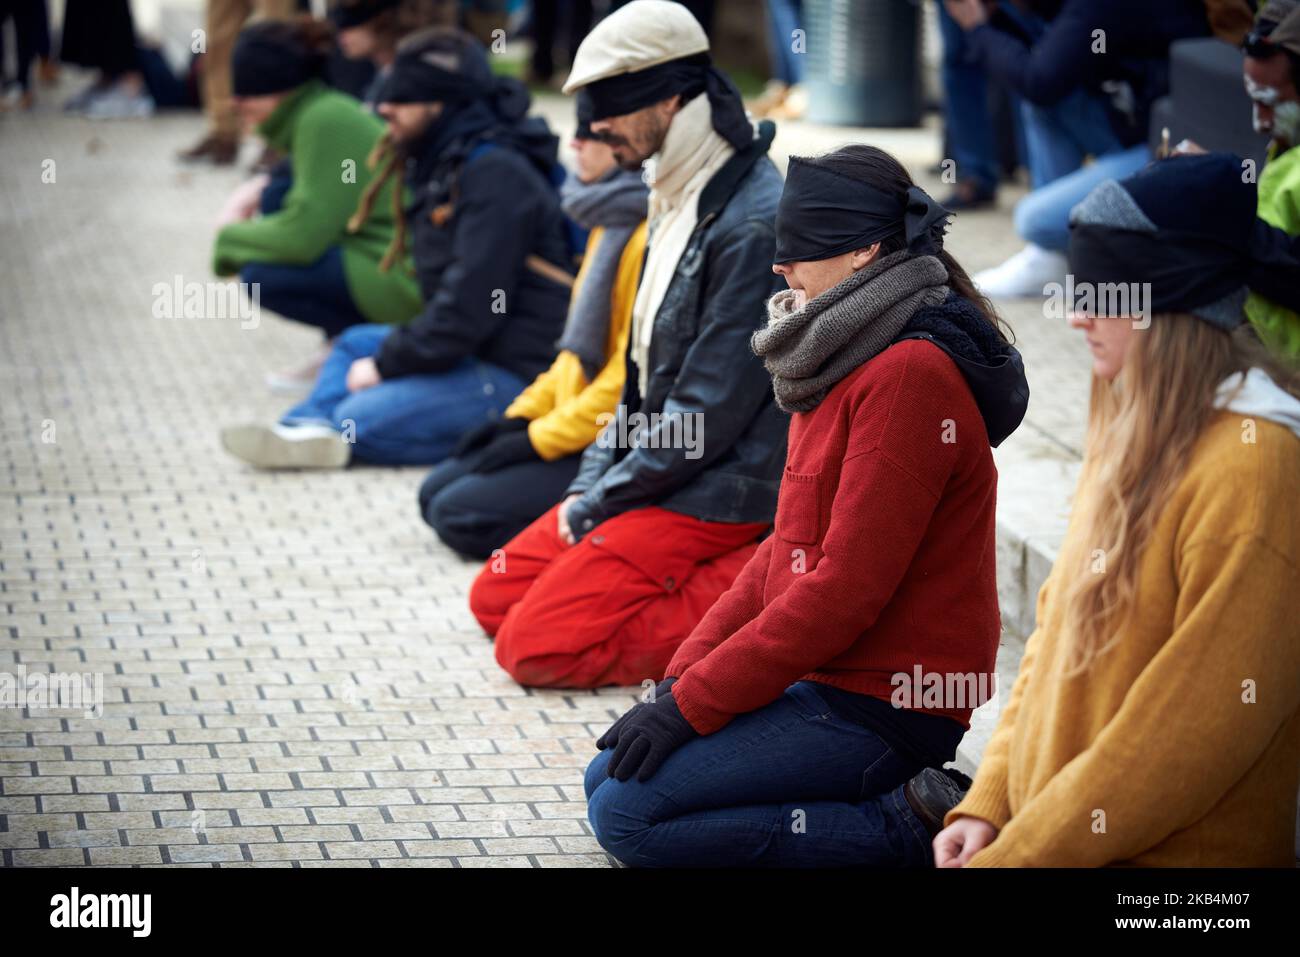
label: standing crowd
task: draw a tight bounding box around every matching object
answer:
[89,0,1300,866]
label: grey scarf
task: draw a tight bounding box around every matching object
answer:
[558,167,649,379]
[753,250,950,413]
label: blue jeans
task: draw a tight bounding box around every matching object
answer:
[1015,142,1150,251]
[765,0,804,86]
[283,324,525,466]
[937,0,999,193]
[584,681,933,867]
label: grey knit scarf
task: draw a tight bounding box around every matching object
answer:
[753,250,950,413]
[558,167,648,379]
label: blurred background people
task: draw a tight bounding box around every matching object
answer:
[1242,0,1300,359]
[179,0,297,165]
[0,0,53,110]
[211,17,422,388]
[220,26,572,470]
[60,0,155,118]
[331,0,440,106]
[943,0,1210,297]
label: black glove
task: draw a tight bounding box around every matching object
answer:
[596,677,677,752]
[452,416,528,459]
[474,428,539,473]
[606,691,698,783]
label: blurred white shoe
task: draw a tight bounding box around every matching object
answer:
[972,244,1069,299]
[84,87,155,120]
[220,423,351,470]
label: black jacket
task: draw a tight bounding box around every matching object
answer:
[564,120,788,538]
[967,0,1208,147]
[375,105,571,383]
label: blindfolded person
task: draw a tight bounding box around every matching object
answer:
[584,143,1032,868]
[936,152,1300,867]
[220,26,573,471]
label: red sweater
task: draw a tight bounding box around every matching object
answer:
[667,339,1002,735]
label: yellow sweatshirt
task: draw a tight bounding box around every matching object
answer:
[505,221,648,461]
[948,409,1300,867]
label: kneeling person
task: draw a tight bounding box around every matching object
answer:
[418,97,648,558]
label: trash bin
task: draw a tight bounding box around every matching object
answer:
[804,0,922,127]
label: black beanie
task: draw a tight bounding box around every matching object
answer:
[1067,153,1266,328]
[330,0,402,31]
[231,23,327,97]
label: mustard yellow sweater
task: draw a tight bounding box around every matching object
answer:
[505,221,648,461]
[949,411,1300,866]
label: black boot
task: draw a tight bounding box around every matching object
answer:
[903,767,971,838]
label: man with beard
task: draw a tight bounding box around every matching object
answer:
[468,0,788,690]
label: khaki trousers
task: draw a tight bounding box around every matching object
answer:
[204,0,297,138]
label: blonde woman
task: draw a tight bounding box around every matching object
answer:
[935,153,1300,867]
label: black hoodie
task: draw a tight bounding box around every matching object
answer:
[374,97,572,383]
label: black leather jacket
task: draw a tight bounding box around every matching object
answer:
[564,120,788,538]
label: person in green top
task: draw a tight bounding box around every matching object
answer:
[212,16,422,387]
[1242,1,1300,362]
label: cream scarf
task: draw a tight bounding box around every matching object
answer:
[630,93,745,395]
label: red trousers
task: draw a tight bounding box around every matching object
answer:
[470,504,766,688]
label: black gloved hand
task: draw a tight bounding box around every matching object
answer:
[452,416,528,459]
[474,428,539,473]
[606,691,698,783]
[595,677,677,752]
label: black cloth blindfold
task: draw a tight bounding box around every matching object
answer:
[375,52,482,105]
[582,54,753,151]
[330,0,401,30]
[231,33,323,96]
[1067,223,1247,319]
[773,156,951,263]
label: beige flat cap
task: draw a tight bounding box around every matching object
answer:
[562,0,710,94]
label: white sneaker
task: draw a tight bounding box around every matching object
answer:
[220,423,351,470]
[972,244,1069,299]
[84,88,155,120]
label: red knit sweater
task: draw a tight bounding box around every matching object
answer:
[666,339,1002,735]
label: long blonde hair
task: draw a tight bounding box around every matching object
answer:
[1058,317,1298,673]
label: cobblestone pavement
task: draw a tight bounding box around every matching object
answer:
[1,91,1092,867]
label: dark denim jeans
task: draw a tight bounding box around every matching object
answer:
[419,450,582,559]
[240,246,368,339]
[239,161,368,337]
[283,324,525,466]
[584,681,933,867]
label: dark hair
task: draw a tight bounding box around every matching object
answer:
[1244,28,1300,82]
[336,0,440,48]
[801,144,1013,343]
[258,14,337,60]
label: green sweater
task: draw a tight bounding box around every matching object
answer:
[212,80,421,326]
[1245,141,1300,361]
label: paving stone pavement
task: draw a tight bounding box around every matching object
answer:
[1,88,1093,867]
